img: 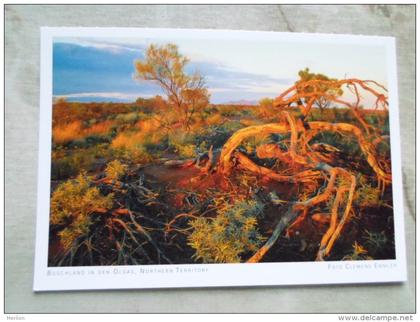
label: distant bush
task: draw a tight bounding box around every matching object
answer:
[257,97,274,118]
[168,131,197,158]
[112,146,154,165]
[51,143,115,181]
[188,199,264,263]
[84,134,112,146]
[53,101,135,126]
[51,158,78,180]
[204,106,218,115]
[84,120,114,136]
[111,118,165,157]
[51,151,97,180]
[217,105,242,117]
[204,113,223,126]
[115,112,146,124]
[135,95,168,114]
[64,135,111,150]
[53,120,114,146]
[53,121,83,145]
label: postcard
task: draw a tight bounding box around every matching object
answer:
[34,27,407,291]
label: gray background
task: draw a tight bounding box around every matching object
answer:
[5,4,415,313]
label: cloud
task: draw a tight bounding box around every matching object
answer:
[55,38,145,54]
[207,87,235,93]
[54,92,153,101]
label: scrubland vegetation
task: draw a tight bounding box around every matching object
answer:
[48,44,395,266]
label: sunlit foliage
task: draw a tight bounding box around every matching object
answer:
[188,200,265,263]
[135,44,210,129]
[296,68,344,110]
[50,173,113,250]
[105,160,128,181]
[354,176,382,208]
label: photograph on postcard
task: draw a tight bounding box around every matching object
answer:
[34,28,406,290]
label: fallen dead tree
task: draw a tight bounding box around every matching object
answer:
[218,120,391,184]
[273,78,388,134]
[212,78,391,262]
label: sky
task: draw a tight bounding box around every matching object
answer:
[53,36,388,105]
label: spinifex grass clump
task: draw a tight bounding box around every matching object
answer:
[354,176,382,208]
[188,199,265,263]
[363,230,388,255]
[105,159,127,181]
[50,172,113,251]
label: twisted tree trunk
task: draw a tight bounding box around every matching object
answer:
[218,121,391,183]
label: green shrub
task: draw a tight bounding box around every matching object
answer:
[168,131,197,158]
[363,230,388,255]
[188,200,264,263]
[218,105,242,117]
[112,146,154,165]
[50,173,113,250]
[105,160,127,181]
[354,176,382,208]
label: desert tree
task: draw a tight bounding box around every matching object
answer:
[274,72,388,134]
[134,43,210,129]
[293,68,344,115]
[296,68,343,112]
